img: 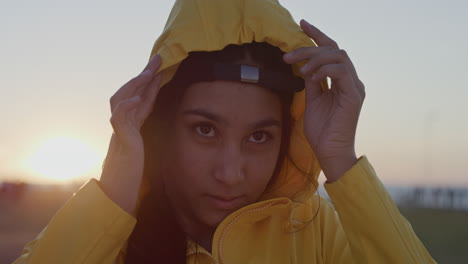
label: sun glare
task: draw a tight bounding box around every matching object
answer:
[24,136,102,183]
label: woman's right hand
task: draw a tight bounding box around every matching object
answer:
[99,54,162,214]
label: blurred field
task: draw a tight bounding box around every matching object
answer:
[1,186,467,263]
[399,207,468,263]
[0,185,76,263]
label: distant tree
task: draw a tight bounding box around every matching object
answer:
[432,188,442,208]
[414,187,424,207]
[447,189,455,209]
[0,181,27,201]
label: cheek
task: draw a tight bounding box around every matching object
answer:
[245,146,281,189]
[178,144,211,179]
[164,132,214,192]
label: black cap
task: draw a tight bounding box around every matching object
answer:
[166,50,304,94]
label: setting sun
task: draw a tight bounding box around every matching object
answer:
[24,136,102,183]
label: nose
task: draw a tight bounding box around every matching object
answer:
[213,143,245,186]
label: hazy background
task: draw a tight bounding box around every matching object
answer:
[2,1,468,263]
[1,0,467,184]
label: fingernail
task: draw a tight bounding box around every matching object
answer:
[129,95,141,102]
[150,53,159,62]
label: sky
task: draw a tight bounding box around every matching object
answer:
[1,0,467,187]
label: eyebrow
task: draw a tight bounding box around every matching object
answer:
[182,108,282,130]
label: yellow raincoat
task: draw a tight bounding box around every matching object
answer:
[13,0,436,263]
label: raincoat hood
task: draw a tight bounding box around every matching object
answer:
[138,0,325,211]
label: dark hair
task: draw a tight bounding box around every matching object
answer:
[125,42,295,263]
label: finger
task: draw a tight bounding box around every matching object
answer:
[300,19,339,49]
[111,96,141,126]
[110,54,162,111]
[336,49,366,97]
[141,73,162,106]
[311,64,347,82]
[128,54,162,89]
[137,73,162,122]
[283,46,335,64]
[141,53,161,74]
[356,79,366,100]
[110,95,141,148]
[298,48,365,99]
[311,64,358,97]
[289,21,364,95]
[299,49,348,76]
[304,78,323,105]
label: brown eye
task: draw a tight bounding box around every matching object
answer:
[249,131,271,144]
[195,124,215,137]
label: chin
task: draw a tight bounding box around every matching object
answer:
[200,209,235,228]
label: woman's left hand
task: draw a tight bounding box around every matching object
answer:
[283,19,366,183]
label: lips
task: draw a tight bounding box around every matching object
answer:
[206,194,244,210]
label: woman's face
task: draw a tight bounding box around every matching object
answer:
[162,80,283,230]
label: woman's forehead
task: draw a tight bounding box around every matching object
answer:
[178,80,283,123]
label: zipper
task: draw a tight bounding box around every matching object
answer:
[217,200,290,264]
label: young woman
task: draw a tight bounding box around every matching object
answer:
[14,0,435,263]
